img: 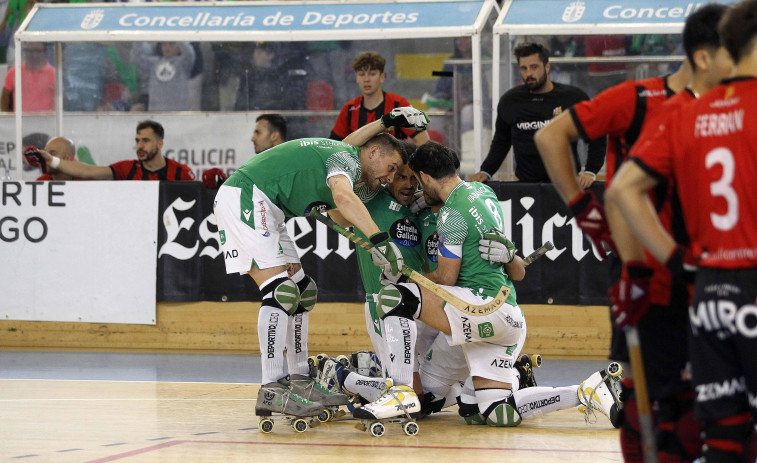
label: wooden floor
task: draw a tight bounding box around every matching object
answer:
[1,379,622,463]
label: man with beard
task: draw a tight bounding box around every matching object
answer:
[33,120,195,181]
[469,42,605,186]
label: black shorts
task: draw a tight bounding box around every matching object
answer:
[689,267,757,423]
[608,257,692,401]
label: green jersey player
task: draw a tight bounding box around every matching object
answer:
[213,108,429,425]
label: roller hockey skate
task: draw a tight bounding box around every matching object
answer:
[353,379,422,437]
[308,353,350,381]
[255,378,324,433]
[350,350,383,377]
[577,362,624,428]
[514,353,542,389]
[289,373,350,423]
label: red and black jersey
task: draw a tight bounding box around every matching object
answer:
[570,75,678,305]
[109,158,195,181]
[330,91,420,140]
[632,77,757,269]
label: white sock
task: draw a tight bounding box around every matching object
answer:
[343,372,385,402]
[460,376,477,405]
[383,316,416,387]
[512,386,581,420]
[285,311,309,376]
[258,305,288,384]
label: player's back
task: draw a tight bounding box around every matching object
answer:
[438,181,514,302]
[233,138,361,217]
[670,78,757,268]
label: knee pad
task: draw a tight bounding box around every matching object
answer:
[702,412,753,462]
[295,275,317,313]
[482,394,522,427]
[656,393,701,462]
[260,277,300,315]
[376,283,421,320]
[456,397,486,425]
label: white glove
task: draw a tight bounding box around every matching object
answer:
[369,232,404,276]
[479,228,517,264]
[379,269,407,286]
[381,107,430,131]
[408,190,428,214]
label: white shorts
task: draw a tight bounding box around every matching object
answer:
[214,180,301,274]
[418,330,468,385]
[440,285,526,384]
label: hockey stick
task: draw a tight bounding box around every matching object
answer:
[625,327,658,463]
[523,241,554,266]
[309,209,509,316]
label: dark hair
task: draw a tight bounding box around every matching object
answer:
[719,0,757,62]
[352,51,386,73]
[408,141,459,179]
[683,3,729,66]
[514,42,549,65]
[136,120,164,140]
[398,139,418,161]
[256,113,287,140]
[365,133,408,163]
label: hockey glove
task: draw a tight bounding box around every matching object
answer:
[665,245,697,285]
[202,168,227,189]
[24,146,46,172]
[611,262,653,328]
[381,107,430,131]
[479,228,517,264]
[408,190,428,214]
[369,231,404,277]
[568,190,616,259]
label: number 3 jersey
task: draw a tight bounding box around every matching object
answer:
[437,181,516,304]
[630,77,757,269]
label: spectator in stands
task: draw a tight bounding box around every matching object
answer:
[0,0,36,66]
[584,35,630,97]
[63,43,107,112]
[99,43,145,112]
[33,120,195,181]
[234,42,291,111]
[252,113,287,154]
[1,42,55,112]
[36,137,79,181]
[130,41,196,111]
[330,51,430,145]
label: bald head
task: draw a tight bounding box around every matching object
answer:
[45,137,76,161]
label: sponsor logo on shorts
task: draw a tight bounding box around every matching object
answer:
[266,312,279,359]
[696,377,747,403]
[518,395,560,415]
[224,249,238,259]
[257,200,270,237]
[689,300,757,338]
[425,350,433,362]
[505,314,523,329]
[490,358,513,369]
[479,322,494,338]
[219,230,226,245]
[242,209,252,222]
[462,316,473,343]
[505,345,517,356]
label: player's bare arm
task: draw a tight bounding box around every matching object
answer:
[37,149,114,180]
[327,174,380,237]
[606,161,676,263]
[325,209,351,228]
[504,255,526,281]
[342,119,386,147]
[423,253,461,286]
[534,111,583,204]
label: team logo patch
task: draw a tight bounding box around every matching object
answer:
[505,344,517,355]
[479,322,494,338]
[425,350,433,361]
[562,1,585,22]
[219,230,226,245]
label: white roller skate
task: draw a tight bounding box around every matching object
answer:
[255,378,323,433]
[350,350,383,377]
[578,362,624,428]
[353,379,421,437]
[290,373,350,422]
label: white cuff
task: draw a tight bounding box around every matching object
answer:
[49,156,61,169]
[579,171,596,179]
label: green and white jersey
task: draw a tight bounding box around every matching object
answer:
[417,208,439,273]
[230,138,378,217]
[356,188,424,297]
[437,181,516,304]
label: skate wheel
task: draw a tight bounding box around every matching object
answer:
[369,421,385,437]
[403,421,419,436]
[316,353,329,364]
[607,362,623,378]
[317,408,332,423]
[335,354,350,368]
[531,353,542,367]
[292,418,309,433]
[308,356,319,368]
[259,418,274,434]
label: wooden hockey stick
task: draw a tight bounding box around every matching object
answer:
[625,327,659,463]
[523,241,554,266]
[310,209,509,316]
